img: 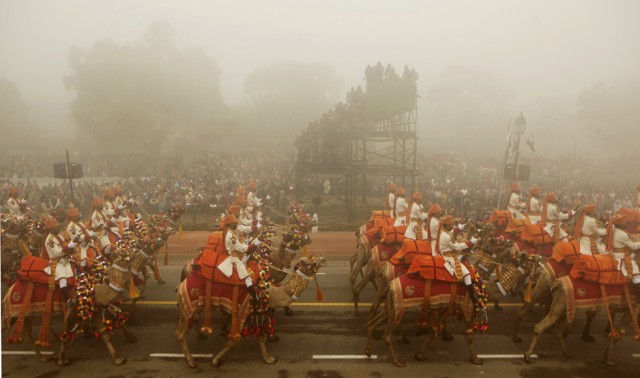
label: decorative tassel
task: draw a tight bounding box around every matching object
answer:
[179,222,184,241]
[315,277,324,302]
[302,245,308,258]
[36,262,56,347]
[229,286,241,341]
[200,281,213,334]
[163,242,169,266]
[128,276,139,300]
[8,282,34,343]
[524,280,532,303]
[153,264,162,281]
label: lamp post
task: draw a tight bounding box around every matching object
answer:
[513,113,526,181]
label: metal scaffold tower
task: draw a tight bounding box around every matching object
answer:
[294,63,419,222]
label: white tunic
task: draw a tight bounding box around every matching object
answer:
[393,197,407,226]
[428,216,441,251]
[67,220,94,264]
[239,207,253,227]
[636,192,640,210]
[387,193,396,218]
[43,233,75,280]
[403,202,427,240]
[217,230,250,280]
[436,230,471,279]
[577,215,607,255]
[247,191,262,210]
[544,203,570,241]
[527,197,541,224]
[91,210,112,248]
[611,228,640,282]
[508,192,526,220]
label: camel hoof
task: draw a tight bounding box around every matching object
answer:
[524,352,533,363]
[187,359,197,368]
[267,334,280,343]
[284,308,294,316]
[414,353,426,361]
[581,334,595,342]
[603,359,616,366]
[126,335,137,343]
[364,348,371,358]
[494,305,504,311]
[265,356,277,364]
[442,332,454,342]
[113,357,127,366]
[197,332,208,340]
[212,358,221,367]
[41,355,53,363]
[563,352,576,359]
[56,358,69,366]
[157,279,166,285]
[393,359,406,367]
[401,335,410,344]
[471,356,483,365]
[512,335,523,343]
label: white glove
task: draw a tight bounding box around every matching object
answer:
[110,217,117,223]
[266,195,272,200]
[470,237,478,245]
[118,205,125,210]
[256,222,263,230]
[68,242,78,249]
[457,223,465,231]
[253,239,261,247]
[89,231,96,238]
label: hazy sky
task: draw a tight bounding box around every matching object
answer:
[1,0,639,134]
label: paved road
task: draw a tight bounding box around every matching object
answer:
[3,232,640,377]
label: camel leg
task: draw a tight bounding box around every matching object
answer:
[369,281,388,319]
[513,301,536,343]
[121,324,137,343]
[97,318,126,365]
[258,336,277,364]
[464,330,483,365]
[603,311,628,366]
[581,310,596,342]
[414,329,435,361]
[353,267,374,317]
[349,246,367,297]
[212,339,240,367]
[524,292,565,363]
[365,303,388,357]
[176,312,196,368]
[382,297,405,367]
[284,306,293,316]
[553,320,575,358]
[494,300,503,311]
[23,317,52,363]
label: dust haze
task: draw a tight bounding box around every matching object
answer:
[1,0,640,160]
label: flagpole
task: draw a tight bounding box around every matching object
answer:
[496,118,512,210]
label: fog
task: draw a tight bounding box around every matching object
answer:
[1,0,640,155]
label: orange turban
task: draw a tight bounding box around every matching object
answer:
[427,204,442,216]
[248,181,257,192]
[104,188,114,198]
[529,187,540,196]
[511,182,521,192]
[411,191,423,202]
[396,187,406,196]
[388,183,397,192]
[8,186,18,195]
[92,197,103,207]
[223,214,237,226]
[544,192,557,203]
[583,204,596,215]
[227,205,240,216]
[66,207,80,219]
[44,217,59,230]
[441,215,454,225]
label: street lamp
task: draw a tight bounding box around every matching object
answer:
[515,112,526,136]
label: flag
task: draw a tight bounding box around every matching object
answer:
[526,134,535,153]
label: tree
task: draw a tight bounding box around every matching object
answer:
[239,61,343,144]
[0,78,37,150]
[64,21,226,154]
[422,66,514,153]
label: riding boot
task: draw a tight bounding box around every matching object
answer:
[60,286,76,308]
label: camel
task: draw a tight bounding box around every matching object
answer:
[365,263,528,367]
[2,254,137,366]
[349,223,378,298]
[523,275,639,366]
[175,256,326,368]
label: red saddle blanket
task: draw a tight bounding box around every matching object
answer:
[379,225,407,245]
[570,254,627,285]
[17,255,76,285]
[543,259,571,281]
[3,280,66,319]
[406,255,457,283]
[390,239,432,266]
[382,261,409,283]
[551,240,581,265]
[371,243,401,271]
[178,271,251,322]
[205,231,225,253]
[559,275,635,325]
[389,274,470,325]
[193,250,259,286]
[359,232,380,251]
[521,224,554,246]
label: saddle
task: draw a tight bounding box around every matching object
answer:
[379,225,407,245]
[550,240,581,265]
[192,249,257,286]
[407,254,457,283]
[17,255,76,285]
[390,239,432,266]
[570,254,627,285]
[521,224,554,246]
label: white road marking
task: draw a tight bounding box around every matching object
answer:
[2,351,54,356]
[313,355,378,359]
[150,353,213,358]
[633,354,640,358]
[316,272,327,275]
[477,354,537,359]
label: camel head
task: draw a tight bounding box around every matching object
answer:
[294,256,327,277]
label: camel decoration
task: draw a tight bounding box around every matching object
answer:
[175,255,326,368]
[365,261,529,367]
[2,251,136,366]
